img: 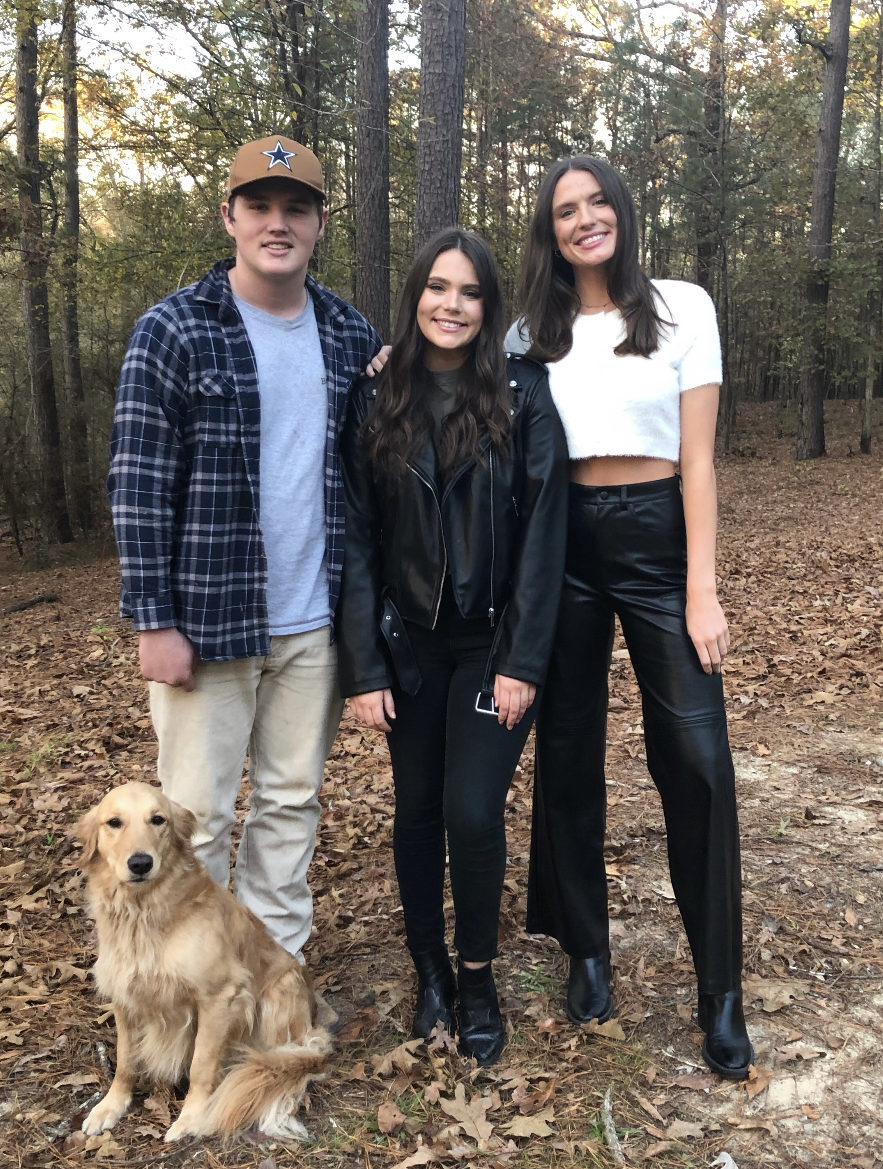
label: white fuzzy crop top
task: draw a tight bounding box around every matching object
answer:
[504,279,722,462]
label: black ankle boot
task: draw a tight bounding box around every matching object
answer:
[411,948,456,1039]
[566,955,614,1025]
[456,959,505,1066]
[697,990,754,1080]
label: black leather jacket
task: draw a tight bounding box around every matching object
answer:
[337,355,568,697]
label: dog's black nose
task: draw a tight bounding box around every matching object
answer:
[127,852,154,878]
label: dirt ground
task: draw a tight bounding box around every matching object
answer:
[1,402,881,1169]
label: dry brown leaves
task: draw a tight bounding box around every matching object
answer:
[1,404,882,1168]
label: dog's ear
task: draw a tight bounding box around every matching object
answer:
[75,807,101,867]
[167,799,197,851]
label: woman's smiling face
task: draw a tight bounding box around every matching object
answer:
[416,248,485,370]
[551,168,618,271]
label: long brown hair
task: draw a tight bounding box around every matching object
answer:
[365,229,512,478]
[518,156,669,362]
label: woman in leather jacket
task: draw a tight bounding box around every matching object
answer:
[337,229,568,1066]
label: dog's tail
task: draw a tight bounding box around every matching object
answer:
[203,1029,332,1139]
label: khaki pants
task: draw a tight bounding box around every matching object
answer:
[149,627,343,958]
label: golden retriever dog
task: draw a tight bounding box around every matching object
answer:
[76,781,332,1142]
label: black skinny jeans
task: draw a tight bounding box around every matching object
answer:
[387,597,535,963]
[529,477,743,994]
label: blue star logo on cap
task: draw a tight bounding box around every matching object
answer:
[262,140,295,171]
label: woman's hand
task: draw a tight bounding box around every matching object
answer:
[364,345,391,377]
[349,688,396,731]
[494,674,536,730]
[685,591,730,674]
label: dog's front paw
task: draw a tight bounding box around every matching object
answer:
[82,1093,130,1135]
[165,1110,206,1142]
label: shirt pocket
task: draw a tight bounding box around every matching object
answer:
[194,373,240,447]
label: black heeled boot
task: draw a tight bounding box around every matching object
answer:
[566,955,614,1025]
[697,990,754,1080]
[411,948,456,1039]
[456,959,505,1066]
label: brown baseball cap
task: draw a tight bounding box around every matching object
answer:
[226,135,325,200]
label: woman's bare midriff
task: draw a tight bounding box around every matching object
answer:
[569,455,676,486]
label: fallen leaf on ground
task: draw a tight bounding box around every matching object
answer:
[61,1132,87,1154]
[504,1106,555,1138]
[743,1065,774,1099]
[631,1091,665,1122]
[439,1082,497,1144]
[727,1116,778,1136]
[389,1150,440,1169]
[583,1017,626,1040]
[743,973,804,1012]
[775,1043,827,1063]
[670,1072,716,1091]
[371,1037,424,1077]
[378,1100,407,1132]
[665,1118,705,1139]
[53,1072,98,1088]
[84,1131,123,1156]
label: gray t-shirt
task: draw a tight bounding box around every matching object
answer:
[504,319,530,355]
[235,294,330,635]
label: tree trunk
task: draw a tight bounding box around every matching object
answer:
[355,0,390,338]
[414,0,467,252]
[796,0,852,460]
[696,0,725,297]
[16,3,73,544]
[279,0,308,135]
[61,0,91,532]
[307,0,321,154]
[861,0,882,455]
[701,0,738,453]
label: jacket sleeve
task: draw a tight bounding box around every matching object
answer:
[106,308,189,631]
[336,382,394,697]
[492,366,569,685]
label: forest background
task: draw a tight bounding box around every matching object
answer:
[1,0,882,545]
[1,3,883,1168]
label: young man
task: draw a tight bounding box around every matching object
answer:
[108,135,382,958]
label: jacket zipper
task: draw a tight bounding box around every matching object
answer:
[488,449,496,628]
[408,462,448,629]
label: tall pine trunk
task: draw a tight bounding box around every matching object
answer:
[414,0,467,252]
[61,0,91,532]
[796,0,852,460]
[355,0,390,338]
[861,0,882,455]
[16,2,73,543]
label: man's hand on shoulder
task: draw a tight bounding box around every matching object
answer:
[138,628,197,690]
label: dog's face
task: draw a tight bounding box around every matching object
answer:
[76,782,196,886]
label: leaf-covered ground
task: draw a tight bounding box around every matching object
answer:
[1,403,881,1169]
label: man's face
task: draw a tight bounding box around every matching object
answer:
[221,180,327,288]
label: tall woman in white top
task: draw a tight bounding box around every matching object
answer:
[506,156,753,1079]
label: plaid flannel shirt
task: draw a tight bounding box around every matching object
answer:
[107,258,381,661]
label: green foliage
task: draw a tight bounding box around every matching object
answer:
[0,0,880,542]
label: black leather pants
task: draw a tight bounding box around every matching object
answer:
[388,598,536,962]
[529,477,743,994]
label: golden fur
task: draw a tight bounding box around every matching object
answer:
[76,781,331,1142]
